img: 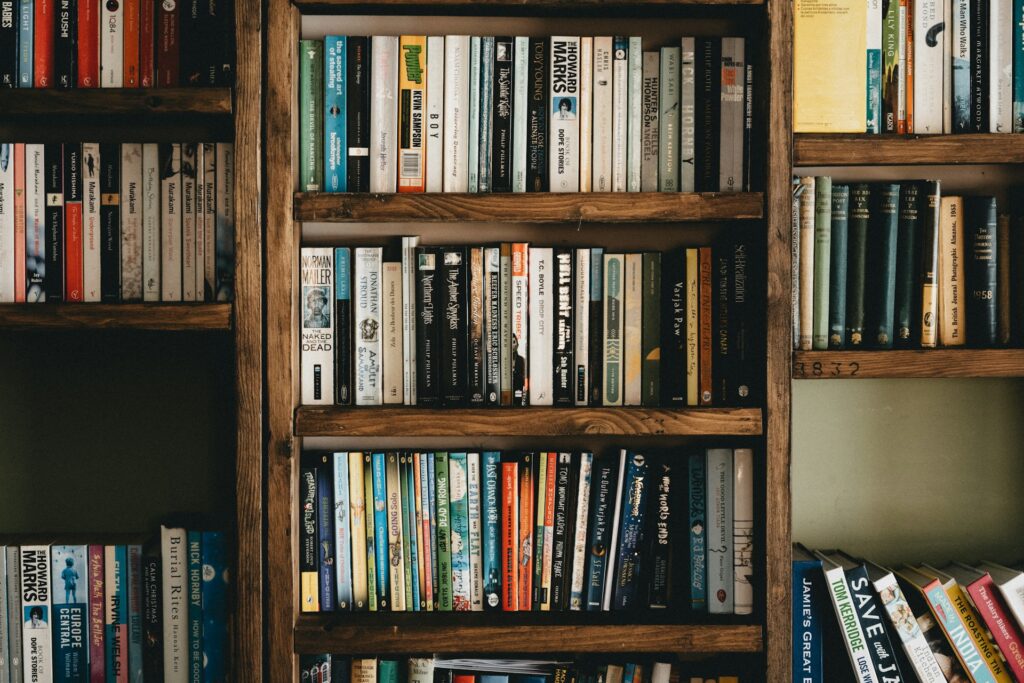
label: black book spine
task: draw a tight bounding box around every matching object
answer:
[894,183,921,347]
[0,0,15,87]
[215,0,234,86]
[415,247,440,405]
[335,247,353,405]
[526,37,548,192]
[346,36,371,193]
[845,565,907,682]
[828,185,850,349]
[712,243,731,404]
[141,544,164,683]
[967,196,998,346]
[560,452,579,610]
[492,37,514,192]
[1011,189,1024,345]
[45,143,64,302]
[646,459,673,608]
[743,63,753,192]
[553,247,574,406]
[440,246,468,405]
[662,248,687,404]
[54,0,76,88]
[100,143,120,302]
[181,0,204,84]
[971,0,989,132]
[549,452,572,610]
[588,250,603,406]
[846,184,871,347]
[729,238,759,406]
[694,37,721,193]
[468,246,486,406]
[200,0,221,85]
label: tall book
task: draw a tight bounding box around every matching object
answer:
[415,247,440,405]
[348,453,368,610]
[828,184,849,348]
[299,456,319,612]
[491,37,514,193]
[527,37,548,192]
[370,36,399,193]
[939,195,966,346]
[919,180,941,347]
[44,143,63,302]
[425,35,444,193]
[719,37,744,192]
[142,144,160,301]
[573,248,590,406]
[680,39,696,191]
[569,452,593,610]
[846,184,870,347]
[324,35,347,193]
[811,175,831,350]
[199,533,226,683]
[623,253,642,405]
[89,545,105,683]
[439,246,468,406]
[398,35,426,193]
[592,36,613,192]
[797,177,815,349]
[159,143,181,301]
[402,236,419,405]
[588,247,604,406]
[600,451,628,610]
[694,38,721,192]
[627,36,642,191]
[578,37,592,193]
[181,143,198,302]
[517,453,535,610]
[883,0,901,131]
[331,454,351,610]
[685,248,699,403]
[335,247,353,405]
[815,549,879,683]
[511,242,529,406]
[793,546,825,683]
[160,527,187,683]
[382,257,403,404]
[300,247,335,405]
[371,453,389,609]
[120,144,143,302]
[549,37,580,192]
[706,448,733,614]
[733,449,754,615]
[611,452,648,609]
[0,145,12,303]
[385,453,407,611]
[346,36,370,192]
[640,52,659,192]
[641,252,661,406]
[50,545,87,683]
[662,249,686,404]
[794,0,867,131]
[966,196,997,346]
[611,36,628,192]
[868,183,900,348]
[602,253,624,406]
[99,143,120,302]
[443,36,469,192]
[658,47,679,192]
[449,452,471,611]
[969,0,989,132]
[21,546,54,683]
[298,40,324,192]
[484,246,501,405]
[978,562,1024,635]
[468,36,481,193]
[354,247,383,405]
[553,248,574,406]
[528,247,554,406]
[499,453,518,611]
[481,451,501,610]
[214,142,234,302]
[186,534,202,682]
[63,144,83,302]
[894,183,920,346]
[913,0,943,132]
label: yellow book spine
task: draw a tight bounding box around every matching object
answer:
[940,196,965,347]
[794,0,867,132]
[946,584,1015,683]
[398,35,427,192]
[685,248,699,406]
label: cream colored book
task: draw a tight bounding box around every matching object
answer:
[579,37,593,192]
[382,260,404,404]
[797,176,816,350]
[939,195,965,346]
[623,252,642,405]
[794,0,867,131]
[348,452,369,610]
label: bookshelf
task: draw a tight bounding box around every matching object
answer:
[793,133,1024,165]
[264,0,793,681]
[0,303,233,331]
[0,88,234,116]
[792,349,1024,379]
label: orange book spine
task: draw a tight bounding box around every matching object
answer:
[13,144,26,302]
[540,451,557,610]
[501,458,518,611]
[123,0,140,86]
[698,246,713,405]
[517,452,534,610]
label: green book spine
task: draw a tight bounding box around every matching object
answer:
[1011,189,1024,344]
[399,455,415,611]
[828,184,849,349]
[812,176,832,350]
[882,0,899,132]
[434,452,453,611]
[363,454,377,612]
[298,40,324,192]
[870,184,900,348]
[641,252,661,406]
[846,184,871,347]
[894,183,921,347]
[379,660,400,683]
[966,196,998,347]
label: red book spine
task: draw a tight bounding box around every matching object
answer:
[88,545,106,683]
[13,144,25,302]
[453,675,475,683]
[64,203,82,299]
[76,0,99,87]
[34,0,54,87]
[139,0,155,86]
[501,459,518,611]
[122,0,139,86]
[698,246,713,406]
[967,575,1024,681]
[517,453,533,611]
[541,451,556,609]
[156,0,179,86]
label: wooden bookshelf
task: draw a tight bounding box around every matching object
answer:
[792,349,1024,379]
[293,0,764,8]
[0,88,233,116]
[0,303,232,331]
[793,133,1024,166]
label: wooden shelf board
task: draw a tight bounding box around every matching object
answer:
[294,406,763,437]
[293,192,764,223]
[793,134,1024,166]
[293,619,764,655]
[0,88,233,116]
[294,0,762,9]
[792,349,1024,378]
[0,303,232,331]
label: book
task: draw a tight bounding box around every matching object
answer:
[793,545,825,683]
[500,453,518,611]
[435,452,452,611]
[588,247,604,406]
[50,545,87,683]
[299,40,324,192]
[969,0,989,132]
[913,0,943,132]
[944,562,1024,682]
[816,549,878,683]
[794,0,867,131]
[511,242,529,406]
[939,195,966,346]
[640,51,659,192]
[591,36,612,192]
[553,248,574,406]
[828,184,849,348]
[99,143,121,302]
[491,37,514,193]
[573,249,590,406]
[627,36,642,192]
[324,36,347,193]
[89,545,105,683]
[527,37,548,192]
[611,36,628,193]
[182,143,198,302]
[468,36,481,193]
[601,450,627,611]
[641,252,661,406]
[301,247,334,405]
[578,37,592,193]
[186,535,202,682]
[382,257,403,404]
[569,452,592,611]
[680,39,696,191]
[978,562,1024,633]
[439,247,468,406]
[44,143,63,302]
[425,36,444,193]
[354,247,383,405]
[159,143,181,301]
[695,39,721,192]
[466,452,484,610]
[797,177,815,350]
[63,143,83,302]
[698,247,713,405]
[478,36,494,192]
[869,183,900,348]
[733,449,753,615]
[719,37,744,192]
[398,35,426,193]
[658,47,679,192]
[612,452,648,610]
[685,248,699,403]
[385,453,407,611]
[894,183,920,346]
[549,36,580,192]
[966,196,998,346]
[120,144,143,302]
[332,453,352,610]
[200,533,226,683]
[517,453,535,610]
[82,143,100,300]
[21,546,54,683]
[481,451,501,610]
[443,35,469,192]
[623,253,642,405]
[662,249,686,404]
[160,527,187,683]
[811,176,831,350]
[415,247,439,405]
[602,253,624,406]
[705,448,733,614]
[370,36,399,193]
[449,452,471,611]
[919,180,941,347]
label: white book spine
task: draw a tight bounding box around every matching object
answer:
[402,236,420,405]
[466,452,484,611]
[443,36,469,193]
[732,448,754,615]
[603,253,624,406]
[592,37,613,192]
[0,145,13,302]
[332,453,354,610]
[426,36,445,193]
[468,36,481,193]
[120,143,143,301]
[355,247,383,405]
[719,37,745,193]
[300,247,335,405]
[991,0,1013,132]
[20,545,53,683]
[706,448,734,614]
[202,143,216,300]
[528,247,553,406]
[623,253,642,405]
[573,248,590,406]
[512,36,529,192]
[943,0,953,132]
[821,561,876,683]
[627,36,642,192]
[578,37,593,192]
[651,663,671,683]
[549,36,581,192]
[181,144,197,302]
[568,452,592,609]
[611,38,628,193]
[640,51,660,191]
[194,144,206,302]
[382,260,403,405]
[872,572,949,683]
[160,144,182,302]
[25,145,44,303]
[600,450,627,611]
[370,36,399,193]
[983,566,1024,628]
[680,39,696,192]
[101,0,123,87]
[914,0,945,133]
[82,143,102,302]
[142,143,160,302]
[160,527,188,683]
[214,142,234,302]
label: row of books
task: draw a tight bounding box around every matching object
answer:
[299,448,754,615]
[298,658,746,683]
[0,527,227,683]
[297,35,752,194]
[792,178,1022,350]
[0,0,233,88]
[795,0,1024,134]
[793,546,1024,683]
[0,142,236,304]
[299,241,759,408]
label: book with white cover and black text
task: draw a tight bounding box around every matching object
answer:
[301,247,335,405]
[549,37,580,192]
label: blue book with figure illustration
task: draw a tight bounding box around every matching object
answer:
[201,533,227,683]
[481,451,502,610]
[371,452,390,610]
[51,545,88,683]
[448,452,471,611]
[688,452,707,610]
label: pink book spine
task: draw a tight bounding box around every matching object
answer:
[13,144,25,302]
[968,575,1024,681]
[88,545,106,683]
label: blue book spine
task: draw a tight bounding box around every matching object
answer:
[481,451,502,610]
[427,452,438,606]
[688,452,707,610]
[866,51,881,133]
[623,663,636,683]
[51,545,88,683]
[584,458,616,610]
[324,35,348,192]
[333,452,353,610]
[200,532,227,683]
[316,457,336,612]
[362,453,377,612]
[106,545,128,683]
[126,545,143,683]
[612,453,650,610]
[448,452,471,611]
[1015,0,1024,131]
[793,557,824,683]
[481,675,510,683]
[187,533,203,683]
[417,452,432,611]
[478,37,495,193]
[371,452,390,609]
[405,455,421,611]
[17,0,30,87]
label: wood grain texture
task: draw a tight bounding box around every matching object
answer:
[294,191,764,223]
[295,0,762,7]
[293,619,764,655]
[792,350,1024,378]
[0,303,231,330]
[0,88,232,116]
[794,134,1024,166]
[294,406,764,437]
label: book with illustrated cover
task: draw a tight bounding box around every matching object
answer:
[385,453,407,611]
[21,546,53,683]
[466,452,484,611]
[549,37,580,192]
[553,248,574,406]
[50,545,87,683]
[434,452,452,611]
[470,246,486,405]
[186,534,203,683]
[398,35,426,193]
[300,247,334,405]
[478,37,494,193]
[612,452,649,610]
[440,247,468,406]
[491,37,514,192]
[355,247,383,405]
[449,452,471,611]
[324,35,347,193]
[481,451,502,610]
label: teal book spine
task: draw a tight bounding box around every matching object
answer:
[379,660,400,683]
[399,455,415,611]
[1016,0,1024,131]
[371,452,390,610]
[105,545,128,683]
[126,545,143,683]
[199,533,227,683]
[187,533,203,683]
[18,0,31,87]
[812,176,832,350]
[51,545,88,683]
[894,183,921,347]
[481,451,502,610]
[448,452,471,611]
[404,455,421,611]
[434,452,453,611]
[846,184,871,347]
[866,49,881,133]
[363,454,378,611]
[870,184,900,348]
[324,35,347,192]
[298,40,324,192]
[966,196,998,347]
[828,184,849,349]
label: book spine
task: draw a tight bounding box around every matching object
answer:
[186,535,202,683]
[869,183,900,347]
[370,36,398,193]
[50,546,87,683]
[729,238,758,404]
[588,247,604,406]
[612,453,649,609]
[822,564,876,683]
[160,528,187,683]
[385,453,406,611]
[658,47,679,192]
[328,454,349,610]
[382,259,403,404]
[578,37,592,193]
[466,452,484,611]
[845,564,904,681]
[181,143,196,302]
[334,247,352,404]
[662,249,685,404]
[415,453,431,610]
[0,0,14,86]
[568,453,592,610]
[894,183,921,346]
[517,453,535,610]
[363,454,378,612]
[34,0,53,87]
[402,236,419,404]
[425,36,444,193]
[198,534,225,683]
[477,37,494,193]
[538,453,555,610]
[371,453,390,610]
[793,180,802,346]
[1016,0,1024,131]
[553,248,573,406]
[623,253,642,405]
[719,37,744,192]
[354,247,383,405]
[952,0,971,131]
[627,36,642,192]
[122,0,138,87]
[679,39,696,191]
[120,144,142,301]
[62,143,83,301]
[873,571,947,683]
[549,453,573,609]
[443,36,469,192]
[156,0,177,85]
[549,36,580,192]
[883,0,900,131]
[967,575,1024,681]
[468,36,480,193]
[0,558,6,681]
[81,142,100,301]
[601,451,627,610]
[899,0,909,132]
[992,0,1014,131]
[998,212,1012,344]
[398,35,426,193]
[825,185,849,349]
[919,182,943,347]
[54,0,76,88]
[602,253,624,406]
[434,452,452,611]
[415,247,439,405]
[646,461,673,609]
[348,454,368,610]
[705,449,733,614]
[584,458,613,610]
[138,0,153,86]
[796,178,815,348]
[5,547,21,683]
[685,248,699,402]
[970,0,990,131]
[698,246,713,405]
[345,37,370,192]
[159,143,181,301]
[527,37,548,191]
[101,0,122,86]
[299,40,324,192]
[468,246,485,405]
[491,37,514,192]
[573,248,590,406]
[924,582,1003,683]
[214,142,233,302]
[611,36,628,192]
[13,144,26,302]
[940,195,966,345]
[324,35,347,193]
[439,246,467,406]
[43,143,63,302]
[500,455,518,611]
[511,242,529,406]
[811,175,831,349]
[640,51,659,192]
[732,450,753,610]
[18,0,31,87]
[89,546,105,683]
[484,247,501,405]
[592,36,612,192]
[966,196,998,346]
[299,247,334,404]
[499,243,513,405]
[481,452,501,610]
[21,546,53,683]
[299,458,319,612]
[695,38,720,192]
[400,455,416,611]
[867,0,883,131]
[448,452,471,611]
[141,144,159,301]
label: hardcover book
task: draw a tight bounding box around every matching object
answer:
[602,253,624,406]
[370,36,399,193]
[794,0,867,131]
[705,448,733,614]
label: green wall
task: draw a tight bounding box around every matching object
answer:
[793,379,1024,566]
